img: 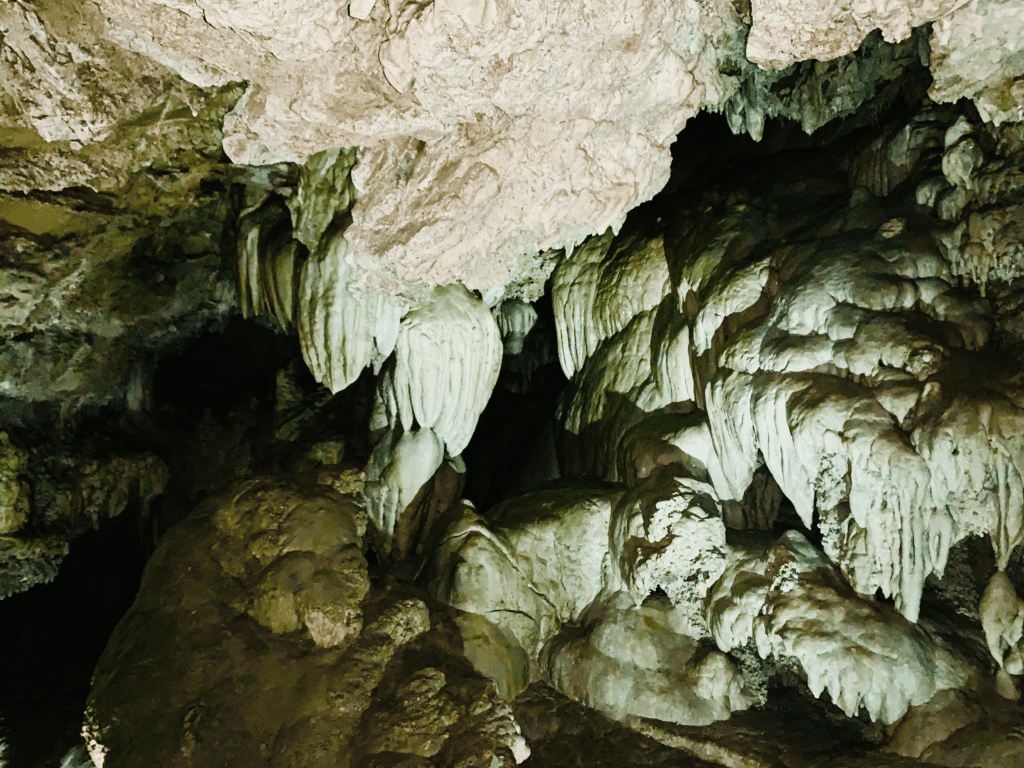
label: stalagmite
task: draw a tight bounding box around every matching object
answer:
[705,531,973,724]
[363,426,445,557]
[434,481,755,727]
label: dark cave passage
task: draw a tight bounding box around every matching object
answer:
[0,512,146,767]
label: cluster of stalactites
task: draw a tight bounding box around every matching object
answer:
[237,197,305,332]
[687,200,1024,621]
[549,226,692,473]
[494,299,538,356]
[547,146,1024,624]
[927,116,1024,293]
[235,152,505,553]
[295,226,404,393]
[361,283,502,552]
[705,530,972,724]
[234,149,403,392]
[236,206,405,395]
[551,229,670,379]
[234,152,503,454]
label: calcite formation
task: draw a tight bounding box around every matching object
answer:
[434,426,980,729]
[549,106,1024,630]
[4,0,1024,765]
[389,284,503,456]
[706,530,973,724]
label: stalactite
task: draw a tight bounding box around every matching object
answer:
[387,284,502,456]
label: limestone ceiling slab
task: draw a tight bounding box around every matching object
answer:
[745,0,965,70]
[0,1,178,144]
[87,0,741,293]
[744,0,1024,131]
[929,0,1024,125]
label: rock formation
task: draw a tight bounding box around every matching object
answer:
[2,2,1024,767]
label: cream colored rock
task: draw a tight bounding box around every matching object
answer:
[454,612,531,698]
[609,466,728,635]
[546,148,1024,631]
[852,108,950,198]
[237,199,301,331]
[91,0,738,299]
[684,198,1017,621]
[0,2,175,144]
[726,29,931,142]
[435,481,751,727]
[557,310,662,439]
[746,0,962,70]
[549,229,697,465]
[925,116,1024,293]
[286,147,360,251]
[387,283,502,455]
[692,257,771,356]
[909,391,1024,566]
[543,592,754,727]
[945,207,1024,292]
[615,414,714,486]
[929,0,1024,125]
[650,298,697,405]
[706,531,973,724]
[708,370,951,621]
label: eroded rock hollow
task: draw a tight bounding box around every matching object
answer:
[2,1,1024,766]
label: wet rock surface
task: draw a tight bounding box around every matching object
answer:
[82,477,528,768]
